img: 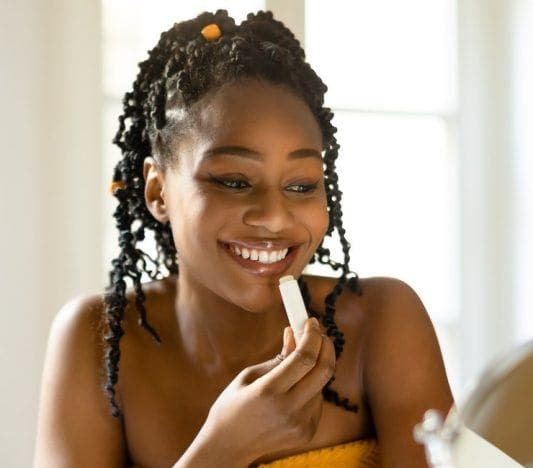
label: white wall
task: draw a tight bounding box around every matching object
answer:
[457,0,533,388]
[512,0,533,345]
[0,1,102,465]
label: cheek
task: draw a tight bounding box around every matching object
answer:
[166,188,210,247]
[318,204,330,240]
[171,190,238,246]
[299,197,329,244]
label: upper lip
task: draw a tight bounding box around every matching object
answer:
[221,240,298,250]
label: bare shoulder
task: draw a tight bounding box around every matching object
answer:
[34,292,127,467]
[356,276,435,329]
[357,276,454,466]
[49,292,106,342]
[44,292,107,382]
[301,274,433,332]
[356,276,448,370]
[355,275,452,401]
[305,274,454,466]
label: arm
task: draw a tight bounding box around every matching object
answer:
[362,278,454,468]
[172,422,252,468]
[34,294,127,467]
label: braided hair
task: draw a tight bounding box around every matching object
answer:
[104,9,362,419]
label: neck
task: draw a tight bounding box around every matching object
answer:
[172,269,289,379]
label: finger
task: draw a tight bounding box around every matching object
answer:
[255,318,323,393]
[287,334,336,408]
[280,327,290,357]
[278,326,296,360]
[285,326,296,355]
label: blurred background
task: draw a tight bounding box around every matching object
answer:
[1,0,532,465]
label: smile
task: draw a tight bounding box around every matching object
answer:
[220,241,299,276]
[229,244,289,264]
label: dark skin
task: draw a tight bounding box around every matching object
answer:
[144,80,330,379]
[34,80,454,467]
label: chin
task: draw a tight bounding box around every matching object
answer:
[233,285,283,314]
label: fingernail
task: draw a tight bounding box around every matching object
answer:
[311,317,320,328]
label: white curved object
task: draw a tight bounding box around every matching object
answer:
[415,340,533,468]
[278,275,309,343]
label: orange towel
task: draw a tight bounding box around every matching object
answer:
[256,438,379,467]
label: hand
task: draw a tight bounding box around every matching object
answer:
[202,317,335,463]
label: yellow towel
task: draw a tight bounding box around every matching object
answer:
[256,438,379,467]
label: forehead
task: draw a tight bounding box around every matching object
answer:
[188,80,323,151]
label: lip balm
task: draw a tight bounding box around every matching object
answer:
[278,275,309,343]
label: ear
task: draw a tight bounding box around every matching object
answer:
[143,157,169,224]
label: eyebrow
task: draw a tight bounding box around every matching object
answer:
[202,145,322,161]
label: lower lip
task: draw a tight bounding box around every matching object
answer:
[220,243,299,277]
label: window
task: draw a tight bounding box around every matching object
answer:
[304,1,460,392]
[512,0,533,343]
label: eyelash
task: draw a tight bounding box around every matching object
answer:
[211,177,319,194]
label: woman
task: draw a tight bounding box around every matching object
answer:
[34,10,453,467]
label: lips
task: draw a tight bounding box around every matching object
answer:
[220,241,300,277]
[228,244,290,263]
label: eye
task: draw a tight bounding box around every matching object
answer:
[211,176,250,190]
[286,182,319,194]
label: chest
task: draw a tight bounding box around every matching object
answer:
[119,328,373,468]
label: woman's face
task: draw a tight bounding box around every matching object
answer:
[152,80,329,313]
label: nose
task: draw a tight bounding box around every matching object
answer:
[242,188,295,233]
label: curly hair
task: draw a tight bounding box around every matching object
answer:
[104,9,362,419]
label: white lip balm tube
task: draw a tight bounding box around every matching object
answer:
[279,275,310,344]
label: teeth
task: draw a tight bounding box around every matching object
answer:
[229,244,290,264]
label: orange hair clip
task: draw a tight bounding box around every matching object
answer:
[109,180,126,195]
[201,23,221,41]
